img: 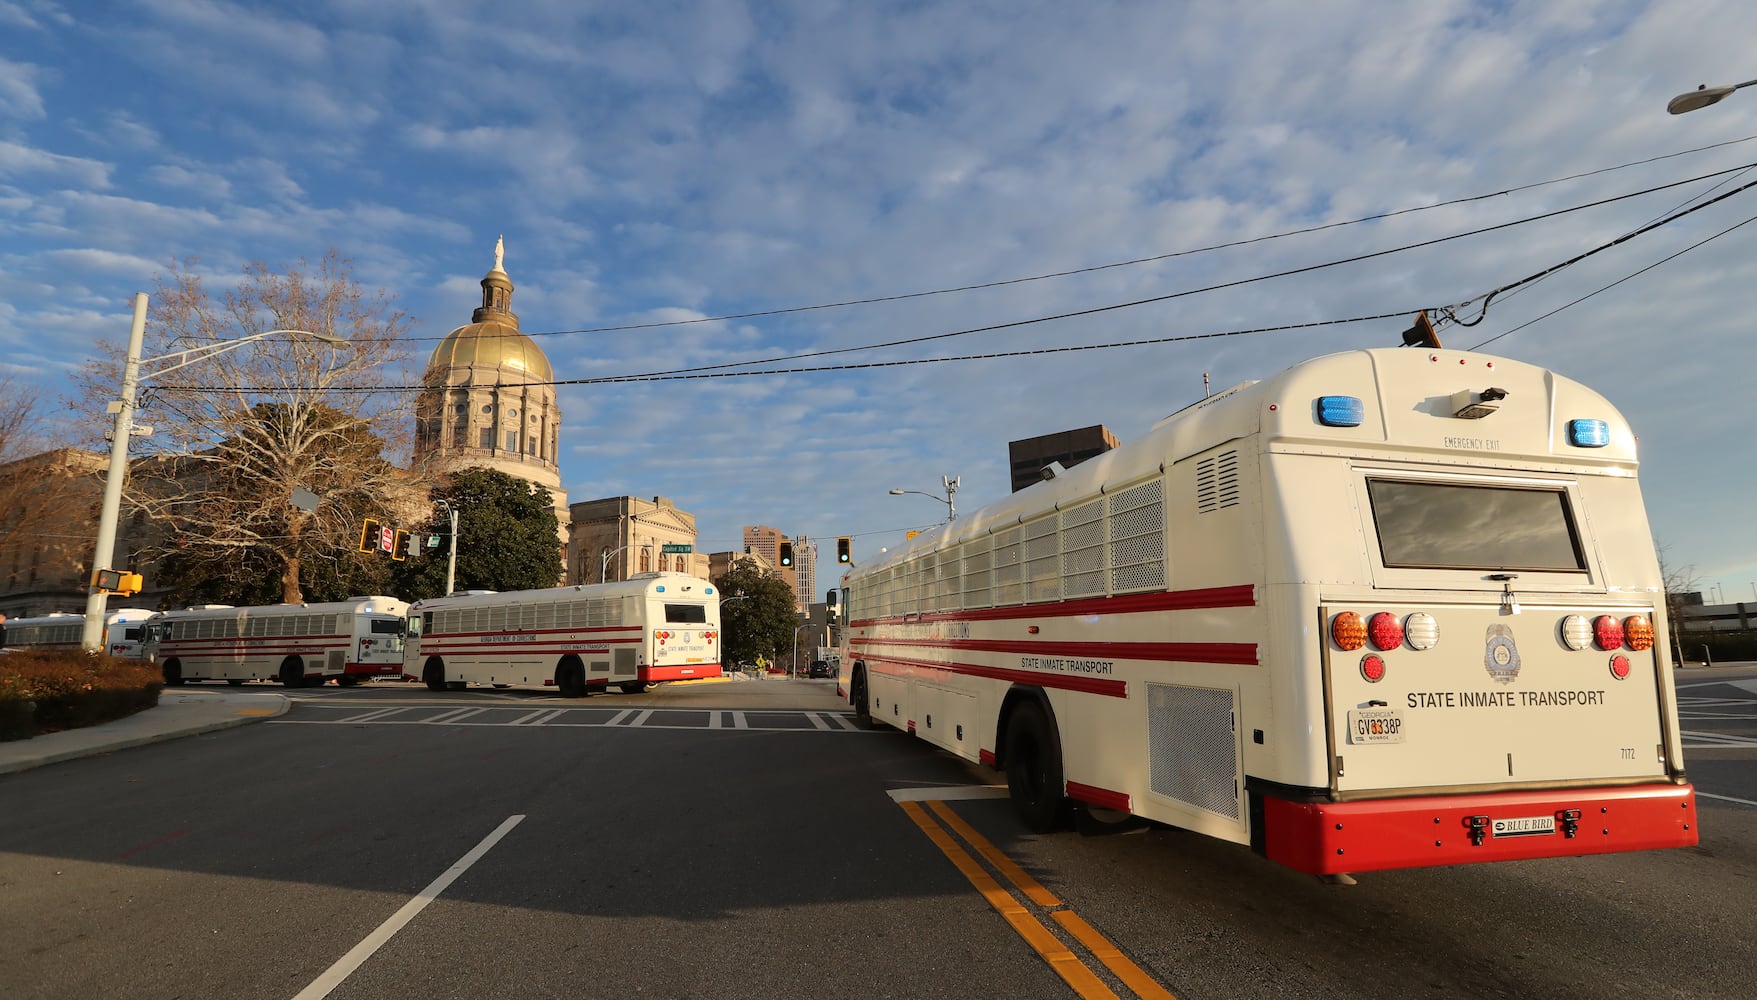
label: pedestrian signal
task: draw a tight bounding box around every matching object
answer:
[779,541,794,567]
[836,536,851,563]
[93,569,143,596]
[358,518,382,553]
[392,529,411,561]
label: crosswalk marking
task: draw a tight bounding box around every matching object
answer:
[272,704,871,734]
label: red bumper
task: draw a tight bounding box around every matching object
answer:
[1262,783,1698,874]
[645,663,723,682]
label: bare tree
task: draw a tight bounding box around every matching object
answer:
[72,252,417,604]
[1656,543,1701,668]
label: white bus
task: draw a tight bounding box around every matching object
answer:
[0,609,158,658]
[404,573,723,695]
[840,346,1697,875]
[142,597,410,687]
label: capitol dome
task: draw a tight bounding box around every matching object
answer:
[427,320,553,384]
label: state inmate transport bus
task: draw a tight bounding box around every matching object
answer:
[404,573,722,696]
[838,346,1697,875]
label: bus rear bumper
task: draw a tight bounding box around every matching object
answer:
[643,663,723,682]
[1260,783,1698,874]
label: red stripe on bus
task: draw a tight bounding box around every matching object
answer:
[865,653,1127,698]
[849,585,1255,628]
[860,636,1258,666]
[1066,781,1131,814]
[420,639,639,653]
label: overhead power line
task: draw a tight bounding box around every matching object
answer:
[387,134,1757,344]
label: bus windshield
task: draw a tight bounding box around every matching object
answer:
[1366,479,1586,572]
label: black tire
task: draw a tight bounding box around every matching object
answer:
[337,676,361,688]
[557,659,586,698]
[619,681,659,694]
[850,668,875,729]
[226,679,245,687]
[279,657,304,688]
[423,658,446,692]
[1005,699,1069,833]
[162,659,184,687]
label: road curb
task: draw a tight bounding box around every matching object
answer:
[0,692,290,776]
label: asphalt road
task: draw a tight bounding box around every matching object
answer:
[2,671,1754,1000]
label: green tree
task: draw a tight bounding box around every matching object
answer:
[390,468,561,601]
[715,557,798,669]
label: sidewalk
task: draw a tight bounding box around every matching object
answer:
[0,689,289,776]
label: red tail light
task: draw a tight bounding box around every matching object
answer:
[1622,615,1654,652]
[1367,612,1404,651]
[1609,655,1631,680]
[1331,612,1366,651]
[1360,654,1387,682]
[1592,615,1624,651]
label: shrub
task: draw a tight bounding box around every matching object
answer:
[0,651,163,741]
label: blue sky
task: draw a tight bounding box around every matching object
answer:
[3,0,1756,605]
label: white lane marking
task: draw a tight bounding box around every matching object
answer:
[336,707,412,724]
[505,708,551,726]
[806,712,832,731]
[604,709,635,727]
[630,709,655,728]
[1682,731,1757,746]
[1698,791,1757,808]
[293,814,525,1000]
[732,711,749,730]
[710,711,724,730]
[423,707,487,725]
[888,785,1010,803]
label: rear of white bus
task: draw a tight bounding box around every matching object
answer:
[1254,349,1696,874]
[640,592,723,683]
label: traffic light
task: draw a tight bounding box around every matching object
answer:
[1401,311,1442,348]
[358,518,382,553]
[837,536,851,563]
[778,541,794,567]
[392,529,411,562]
[92,569,143,596]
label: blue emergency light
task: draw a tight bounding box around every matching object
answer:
[1316,395,1364,427]
[1567,419,1609,447]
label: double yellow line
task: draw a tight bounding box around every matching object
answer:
[899,799,1177,1000]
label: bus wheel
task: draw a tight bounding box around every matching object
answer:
[1005,700,1069,833]
[851,668,875,729]
[557,659,586,698]
[423,658,446,692]
[226,679,245,686]
[162,659,184,687]
[337,676,361,688]
[279,658,305,688]
[619,681,657,694]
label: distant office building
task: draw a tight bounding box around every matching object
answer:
[707,548,777,584]
[1007,424,1120,493]
[742,525,801,610]
[793,536,818,610]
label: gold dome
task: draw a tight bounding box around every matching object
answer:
[428,321,553,383]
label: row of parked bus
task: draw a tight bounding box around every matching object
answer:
[0,572,723,695]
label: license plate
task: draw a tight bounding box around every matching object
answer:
[1346,708,1405,744]
[1492,815,1556,838]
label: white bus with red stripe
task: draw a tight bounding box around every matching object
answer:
[839,346,1696,875]
[142,597,410,687]
[403,573,723,696]
[0,609,158,658]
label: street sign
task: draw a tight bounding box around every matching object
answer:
[660,543,693,554]
[427,534,442,548]
[379,526,395,553]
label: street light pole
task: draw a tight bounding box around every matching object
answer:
[889,474,960,522]
[80,293,148,653]
[79,295,351,651]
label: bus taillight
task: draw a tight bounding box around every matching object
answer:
[1331,612,1366,651]
[1402,612,1439,650]
[1367,612,1404,651]
[1560,615,1593,651]
[1592,615,1625,651]
[1360,654,1387,682]
[1609,655,1631,679]
[1622,615,1654,651]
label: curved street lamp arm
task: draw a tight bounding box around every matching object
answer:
[141,328,351,381]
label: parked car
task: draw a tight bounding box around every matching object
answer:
[807,658,833,678]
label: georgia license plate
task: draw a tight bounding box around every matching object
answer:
[1492,815,1557,838]
[1346,708,1406,744]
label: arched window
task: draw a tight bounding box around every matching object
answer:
[675,555,684,573]
[639,547,651,572]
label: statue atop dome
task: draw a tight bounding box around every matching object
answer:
[493,234,505,273]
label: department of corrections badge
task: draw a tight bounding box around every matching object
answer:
[1484,623,1521,684]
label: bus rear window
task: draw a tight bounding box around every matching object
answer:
[1366,479,1586,572]
[369,618,402,634]
[664,603,708,624]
